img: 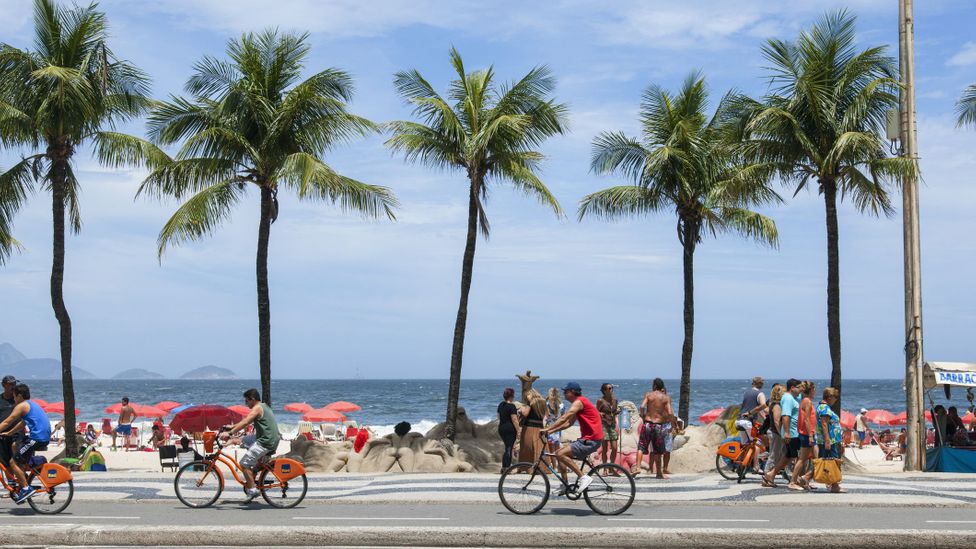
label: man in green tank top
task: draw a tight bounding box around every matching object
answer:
[221,388,281,502]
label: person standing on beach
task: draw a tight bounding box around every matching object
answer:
[764,378,802,489]
[112,397,138,451]
[633,378,677,479]
[544,388,563,468]
[220,388,280,503]
[854,408,868,449]
[496,388,520,471]
[597,383,619,467]
[795,381,818,489]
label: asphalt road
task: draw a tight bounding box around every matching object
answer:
[2,500,975,531]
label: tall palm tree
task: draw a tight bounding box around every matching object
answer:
[579,73,779,424]
[103,30,397,405]
[0,0,150,455]
[733,11,916,409]
[958,84,976,128]
[386,48,567,440]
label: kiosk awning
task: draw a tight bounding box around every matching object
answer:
[923,361,976,391]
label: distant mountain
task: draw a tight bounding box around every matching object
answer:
[0,343,26,366]
[113,368,165,380]
[180,365,238,380]
[5,358,96,380]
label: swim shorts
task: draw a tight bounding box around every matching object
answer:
[785,437,801,458]
[602,420,619,442]
[637,421,672,454]
[115,423,132,436]
[798,434,815,448]
[14,438,49,465]
[569,439,601,460]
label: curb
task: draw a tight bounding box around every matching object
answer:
[3,525,975,547]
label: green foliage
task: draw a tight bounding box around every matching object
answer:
[0,0,150,262]
[958,84,976,128]
[580,72,780,248]
[732,10,917,213]
[386,47,568,237]
[123,29,397,257]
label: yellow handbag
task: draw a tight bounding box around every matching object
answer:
[813,457,842,485]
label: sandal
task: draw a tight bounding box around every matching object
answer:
[761,475,777,488]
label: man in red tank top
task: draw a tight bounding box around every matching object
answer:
[541,382,604,495]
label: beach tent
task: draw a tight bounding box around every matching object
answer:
[921,362,976,473]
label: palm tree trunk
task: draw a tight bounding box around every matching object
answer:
[823,180,842,413]
[257,186,273,405]
[445,179,480,441]
[49,154,78,457]
[678,220,697,426]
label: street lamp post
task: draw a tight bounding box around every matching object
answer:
[898,0,925,472]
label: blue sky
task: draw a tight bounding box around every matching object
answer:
[1,0,974,379]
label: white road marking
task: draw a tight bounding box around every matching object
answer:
[0,515,140,520]
[926,520,976,524]
[294,516,450,521]
[609,518,770,523]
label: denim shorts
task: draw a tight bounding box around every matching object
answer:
[798,434,815,448]
[570,438,601,460]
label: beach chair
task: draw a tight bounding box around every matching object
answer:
[298,421,315,437]
[319,424,338,441]
[159,445,178,472]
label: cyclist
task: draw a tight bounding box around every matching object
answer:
[0,383,51,504]
[0,376,24,483]
[540,382,603,496]
[219,388,281,503]
[736,376,766,472]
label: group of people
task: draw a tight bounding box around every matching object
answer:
[735,377,847,493]
[496,377,681,493]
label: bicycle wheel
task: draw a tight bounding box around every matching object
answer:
[26,478,73,515]
[715,454,739,480]
[174,461,223,508]
[498,462,549,515]
[258,467,307,509]
[583,464,635,516]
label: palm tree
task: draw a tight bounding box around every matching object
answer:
[0,0,150,455]
[579,73,779,425]
[104,30,397,405]
[958,84,976,128]
[386,48,567,440]
[733,11,916,409]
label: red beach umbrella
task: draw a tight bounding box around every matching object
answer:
[284,402,313,413]
[699,408,724,425]
[891,411,908,426]
[840,410,856,430]
[134,404,167,418]
[154,401,183,412]
[170,404,244,435]
[325,401,361,413]
[228,405,252,416]
[43,402,79,416]
[865,409,897,426]
[32,398,49,408]
[963,411,976,424]
[302,408,347,423]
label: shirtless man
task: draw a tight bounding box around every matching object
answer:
[633,378,677,478]
[112,397,138,451]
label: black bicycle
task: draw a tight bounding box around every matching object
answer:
[498,434,635,515]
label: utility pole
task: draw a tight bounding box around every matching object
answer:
[899,0,925,472]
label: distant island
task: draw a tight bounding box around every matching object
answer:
[0,342,96,380]
[180,365,238,380]
[113,368,165,380]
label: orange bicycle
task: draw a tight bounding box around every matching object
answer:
[173,430,307,508]
[715,423,790,483]
[0,444,74,514]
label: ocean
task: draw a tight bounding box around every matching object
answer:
[18,378,972,436]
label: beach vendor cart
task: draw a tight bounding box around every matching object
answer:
[922,361,976,472]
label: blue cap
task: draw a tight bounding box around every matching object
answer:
[562,382,582,392]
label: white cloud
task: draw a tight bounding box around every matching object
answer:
[947,42,976,66]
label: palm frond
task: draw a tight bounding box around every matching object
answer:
[577,185,663,221]
[715,207,779,248]
[93,131,171,170]
[157,180,246,258]
[277,152,397,220]
[957,84,976,128]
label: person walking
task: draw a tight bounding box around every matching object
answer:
[597,383,619,468]
[762,383,786,486]
[764,378,802,490]
[816,387,846,493]
[634,378,676,479]
[497,388,520,471]
[854,408,869,449]
[795,381,818,490]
